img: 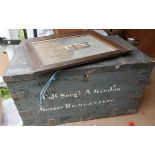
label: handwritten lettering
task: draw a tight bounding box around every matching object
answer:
[39,99,114,112]
[47,85,121,101]
[39,84,120,112]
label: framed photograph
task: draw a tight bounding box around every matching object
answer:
[22,30,132,73]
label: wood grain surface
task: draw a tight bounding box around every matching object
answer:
[123,29,155,57]
[53,29,83,35]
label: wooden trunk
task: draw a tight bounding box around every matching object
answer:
[3,35,155,125]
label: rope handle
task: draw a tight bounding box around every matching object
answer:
[39,70,59,105]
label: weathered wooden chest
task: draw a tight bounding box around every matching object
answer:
[3,35,154,125]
